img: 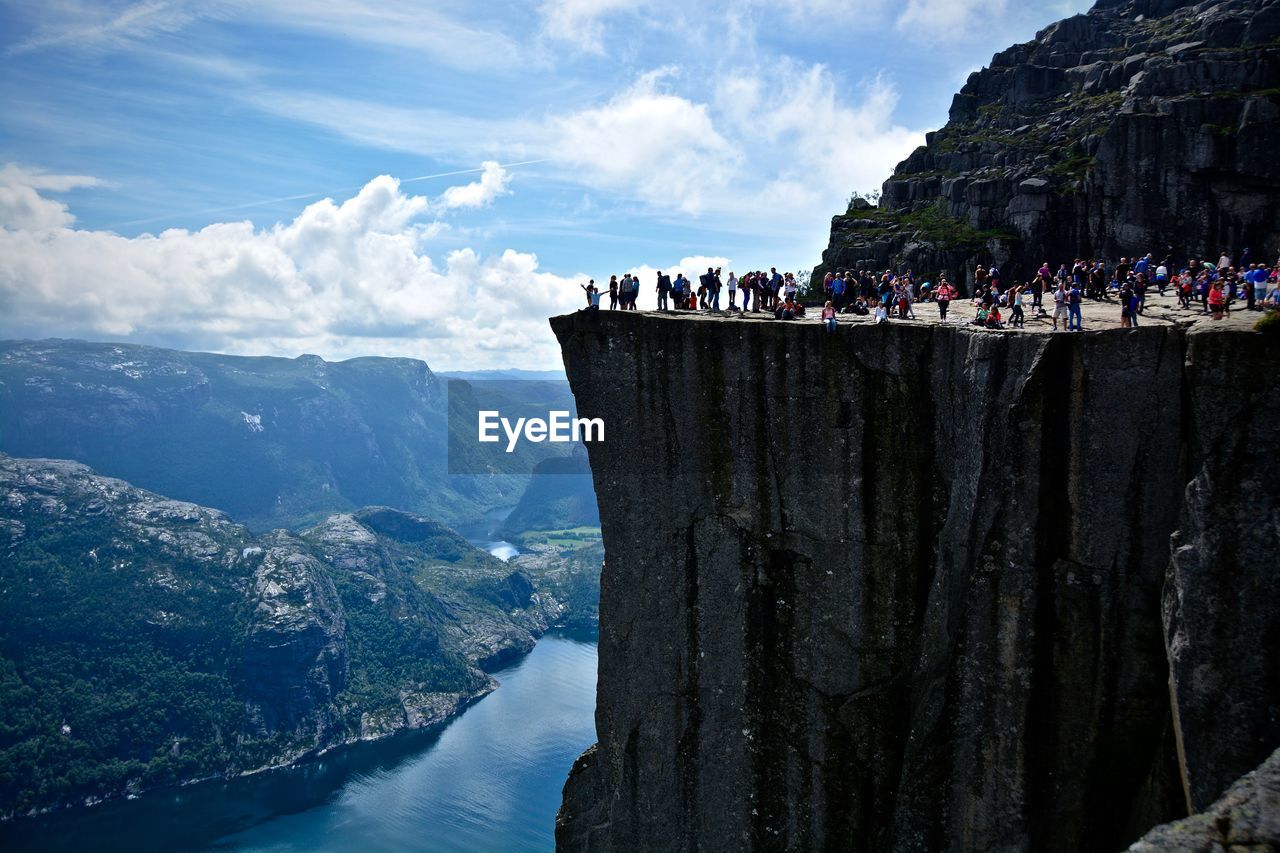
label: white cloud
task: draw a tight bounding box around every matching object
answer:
[6,0,212,55]
[0,164,102,230]
[539,0,645,51]
[440,161,511,209]
[724,63,924,209]
[623,255,733,291]
[249,61,921,239]
[896,0,1010,38]
[552,69,741,214]
[8,0,522,71]
[0,172,584,370]
[251,0,526,71]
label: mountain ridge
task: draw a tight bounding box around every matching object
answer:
[0,339,575,532]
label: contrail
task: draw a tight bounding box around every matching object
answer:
[106,159,550,229]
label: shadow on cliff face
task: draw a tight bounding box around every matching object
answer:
[550,310,1279,852]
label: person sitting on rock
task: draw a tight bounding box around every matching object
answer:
[1208,281,1226,320]
[874,300,889,324]
[580,281,601,311]
[973,305,989,326]
[776,295,797,320]
[822,301,837,332]
[850,296,869,315]
[986,305,1004,329]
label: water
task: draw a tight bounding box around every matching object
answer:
[456,506,521,561]
[1,633,598,853]
[481,540,520,561]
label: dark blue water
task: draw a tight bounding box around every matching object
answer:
[1,633,598,852]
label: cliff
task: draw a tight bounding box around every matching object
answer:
[814,0,1280,291]
[551,311,1279,850]
[0,456,583,819]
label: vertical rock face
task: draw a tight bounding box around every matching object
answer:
[1163,326,1280,813]
[814,0,1280,291]
[551,311,1279,851]
[239,532,349,741]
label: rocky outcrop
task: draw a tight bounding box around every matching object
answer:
[240,532,348,741]
[815,0,1280,292]
[1130,747,1280,851]
[551,311,1279,851]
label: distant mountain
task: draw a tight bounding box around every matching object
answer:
[502,450,600,540]
[441,369,567,382]
[0,455,591,819]
[0,340,571,532]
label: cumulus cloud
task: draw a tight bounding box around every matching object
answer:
[439,161,511,209]
[0,172,585,370]
[0,164,102,230]
[552,68,741,214]
[718,63,923,212]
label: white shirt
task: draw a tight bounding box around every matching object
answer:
[727,274,737,290]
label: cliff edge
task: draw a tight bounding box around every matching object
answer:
[551,311,1278,850]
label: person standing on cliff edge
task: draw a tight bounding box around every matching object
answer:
[1067,279,1084,331]
[936,278,955,321]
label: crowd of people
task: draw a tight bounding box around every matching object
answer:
[580,266,809,318]
[577,249,1280,331]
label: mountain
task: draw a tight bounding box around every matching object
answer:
[441,369,568,382]
[549,309,1278,850]
[0,340,572,532]
[502,450,600,542]
[0,455,587,820]
[814,0,1280,291]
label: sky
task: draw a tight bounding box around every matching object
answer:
[0,0,1090,370]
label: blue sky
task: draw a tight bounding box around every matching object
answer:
[0,0,1089,369]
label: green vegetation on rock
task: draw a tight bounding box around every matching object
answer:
[0,456,597,818]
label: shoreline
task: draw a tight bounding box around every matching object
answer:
[0,621,598,826]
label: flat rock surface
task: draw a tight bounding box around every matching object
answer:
[605,289,1265,333]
